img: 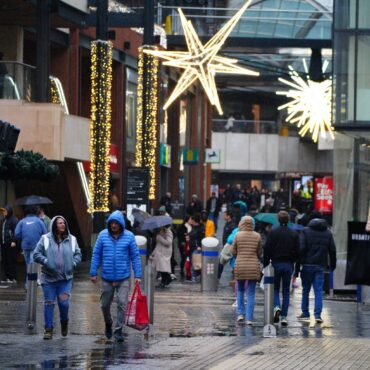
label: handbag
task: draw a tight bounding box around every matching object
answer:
[125,282,149,330]
[192,251,202,270]
[219,243,233,265]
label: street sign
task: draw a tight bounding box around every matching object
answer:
[205,148,220,163]
[126,167,149,205]
[183,148,199,165]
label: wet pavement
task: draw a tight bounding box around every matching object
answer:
[0,262,370,369]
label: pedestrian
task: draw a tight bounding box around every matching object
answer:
[151,225,173,288]
[33,216,82,339]
[186,194,202,216]
[297,211,337,324]
[201,210,215,237]
[232,216,262,325]
[37,206,51,231]
[206,192,221,230]
[0,205,18,283]
[89,210,142,342]
[177,216,191,278]
[15,205,47,285]
[160,192,173,216]
[188,214,205,282]
[263,211,299,326]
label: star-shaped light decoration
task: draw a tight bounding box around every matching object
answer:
[277,61,334,143]
[144,0,259,115]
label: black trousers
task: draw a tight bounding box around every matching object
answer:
[1,244,18,280]
[160,272,172,286]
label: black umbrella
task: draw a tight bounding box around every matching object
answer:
[131,208,151,224]
[15,195,53,206]
[141,215,173,231]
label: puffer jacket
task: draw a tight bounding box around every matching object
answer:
[15,213,47,251]
[33,216,82,281]
[232,216,262,281]
[299,218,337,270]
[90,211,142,281]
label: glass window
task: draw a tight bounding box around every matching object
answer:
[333,34,356,124]
[356,36,370,121]
[358,0,370,28]
[126,81,137,153]
[335,0,356,29]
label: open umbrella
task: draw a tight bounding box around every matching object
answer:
[141,215,173,231]
[131,208,151,224]
[15,195,53,206]
[254,213,278,226]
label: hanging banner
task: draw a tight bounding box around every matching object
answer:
[159,143,171,168]
[314,177,333,214]
[183,148,199,165]
[345,221,370,286]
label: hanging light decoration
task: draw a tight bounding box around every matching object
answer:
[135,46,159,200]
[277,62,334,143]
[88,40,113,213]
[143,0,259,115]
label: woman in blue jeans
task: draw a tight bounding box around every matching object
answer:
[232,216,262,325]
[33,216,82,339]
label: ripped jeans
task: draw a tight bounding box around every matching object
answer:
[41,279,73,329]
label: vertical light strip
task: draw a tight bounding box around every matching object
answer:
[135,46,159,200]
[88,40,113,212]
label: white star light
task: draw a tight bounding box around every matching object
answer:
[144,0,259,115]
[277,64,334,143]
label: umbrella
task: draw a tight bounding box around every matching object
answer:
[141,215,173,231]
[15,195,53,206]
[131,208,151,224]
[254,213,278,226]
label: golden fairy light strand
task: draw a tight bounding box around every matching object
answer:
[135,48,144,166]
[88,40,113,213]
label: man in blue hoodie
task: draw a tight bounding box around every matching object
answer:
[297,211,336,324]
[15,205,47,283]
[90,210,142,342]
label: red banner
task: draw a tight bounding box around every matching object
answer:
[83,144,119,174]
[314,177,333,214]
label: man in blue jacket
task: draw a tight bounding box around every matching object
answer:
[15,205,47,285]
[90,210,142,342]
[297,211,336,324]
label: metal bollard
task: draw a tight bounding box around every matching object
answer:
[263,262,276,338]
[25,262,38,334]
[201,237,219,292]
[144,260,154,324]
[135,235,147,290]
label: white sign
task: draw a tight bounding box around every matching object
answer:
[205,149,221,163]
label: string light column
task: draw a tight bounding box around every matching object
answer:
[135,46,159,200]
[88,40,113,212]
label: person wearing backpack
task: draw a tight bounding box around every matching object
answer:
[33,216,82,340]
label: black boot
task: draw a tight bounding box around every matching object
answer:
[61,321,68,337]
[43,328,53,340]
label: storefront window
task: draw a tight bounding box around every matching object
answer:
[335,0,357,29]
[356,36,370,121]
[358,0,370,28]
[126,68,137,154]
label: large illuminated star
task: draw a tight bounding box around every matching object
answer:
[144,0,259,115]
[277,64,334,143]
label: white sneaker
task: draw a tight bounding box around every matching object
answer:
[232,300,237,307]
[246,320,253,326]
[237,315,244,322]
[170,273,177,280]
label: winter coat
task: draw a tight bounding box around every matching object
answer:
[206,196,221,217]
[222,220,237,245]
[90,211,142,281]
[33,216,82,282]
[204,219,215,237]
[263,225,299,267]
[152,228,173,273]
[0,205,18,246]
[15,214,47,251]
[189,223,205,254]
[299,218,337,270]
[232,216,262,281]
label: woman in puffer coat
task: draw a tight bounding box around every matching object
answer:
[232,216,262,325]
[151,226,173,288]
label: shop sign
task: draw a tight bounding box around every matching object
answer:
[183,148,199,165]
[205,149,220,163]
[83,144,119,174]
[314,177,333,213]
[159,143,171,168]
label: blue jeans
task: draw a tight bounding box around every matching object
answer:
[273,262,293,317]
[301,265,324,318]
[41,279,73,329]
[236,280,257,321]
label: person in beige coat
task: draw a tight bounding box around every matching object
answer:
[151,226,173,288]
[232,216,262,325]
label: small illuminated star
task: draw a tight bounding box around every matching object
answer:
[277,63,334,143]
[144,0,259,115]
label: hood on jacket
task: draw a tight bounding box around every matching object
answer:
[238,216,254,231]
[308,218,328,231]
[2,205,13,218]
[107,210,125,234]
[50,215,70,241]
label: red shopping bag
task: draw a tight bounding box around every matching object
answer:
[185,256,192,280]
[125,282,149,330]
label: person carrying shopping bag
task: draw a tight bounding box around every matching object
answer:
[33,216,82,340]
[232,216,262,325]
